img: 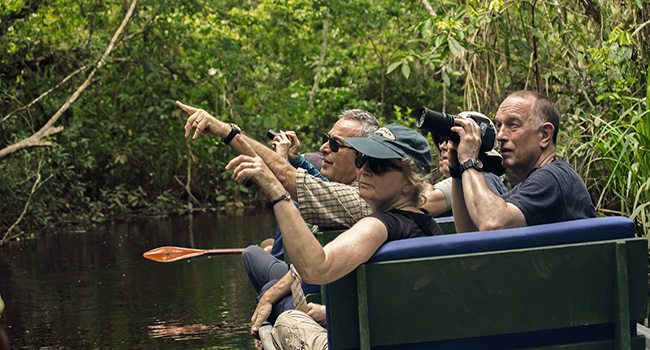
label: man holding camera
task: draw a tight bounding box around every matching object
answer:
[449,90,595,232]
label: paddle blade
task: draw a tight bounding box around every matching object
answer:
[143,246,246,263]
[143,246,207,263]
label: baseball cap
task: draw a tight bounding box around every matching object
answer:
[344,123,432,174]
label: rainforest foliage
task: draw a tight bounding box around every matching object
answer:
[1,0,648,243]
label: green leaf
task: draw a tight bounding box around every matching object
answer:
[448,36,463,57]
[442,69,450,86]
[386,61,401,74]
[401,63,411,79]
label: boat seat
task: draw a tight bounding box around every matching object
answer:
[324,216,647,350]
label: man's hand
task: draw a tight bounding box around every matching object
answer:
[284,131,301,163]
[272,132,292,160]
[250,299,273,335]
[271,131,301,163]
[450,115,482,164]
[176,101,228,139]
[306,302,327,327]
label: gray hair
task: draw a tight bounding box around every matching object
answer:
[508,90,560,144]
[338,109,379,136]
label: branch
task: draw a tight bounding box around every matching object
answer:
[174,175,201,207]
[309,17,329,108]
[2,7,153,125]
[0,0,138,160]
[421,0,437,17]
[1,160,53,245]
[1,64,90,123]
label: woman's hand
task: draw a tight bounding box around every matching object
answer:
[226,153,285,200]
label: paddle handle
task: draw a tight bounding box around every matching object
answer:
[204,248,246,255]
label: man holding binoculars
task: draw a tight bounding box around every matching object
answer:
[444,90,595,232]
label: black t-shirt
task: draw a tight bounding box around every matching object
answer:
[501,159,596,226]
[370,209,442,241]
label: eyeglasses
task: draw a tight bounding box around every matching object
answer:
[355,153,403,175]
[322,133,354,153]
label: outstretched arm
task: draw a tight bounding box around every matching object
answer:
[177,101,298,198]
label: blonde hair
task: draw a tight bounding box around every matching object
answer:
[400,157,428,207]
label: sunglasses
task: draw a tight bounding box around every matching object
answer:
[355,153,403,175]
[322,133,354,153]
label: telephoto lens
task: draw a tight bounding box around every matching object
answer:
[416,107,457,144]
[416,107,496,153]
[267,129,278,140]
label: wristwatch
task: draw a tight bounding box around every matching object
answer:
[271,191,291,206]
[459,157,484,174]
[451,157,484,178]
[223,123,241,145]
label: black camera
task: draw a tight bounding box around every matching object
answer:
[266,129,278,140]
[416,107,496,153]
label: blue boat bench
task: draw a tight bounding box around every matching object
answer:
[322,216,648,350]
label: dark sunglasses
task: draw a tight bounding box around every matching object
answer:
[322,133,354,153]
[355,153,403,175]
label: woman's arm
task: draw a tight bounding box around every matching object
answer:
[275,206,388,284]
[225,138,387,285]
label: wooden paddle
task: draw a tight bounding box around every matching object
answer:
[143,246,245,263]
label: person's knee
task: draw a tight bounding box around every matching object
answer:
[241,245,262,269]
[272,310,328,350]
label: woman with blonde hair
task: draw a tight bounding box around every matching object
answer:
[225,123,441,350]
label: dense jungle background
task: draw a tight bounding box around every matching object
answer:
[1,0,648,244]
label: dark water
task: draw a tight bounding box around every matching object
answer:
[0,210,276,349]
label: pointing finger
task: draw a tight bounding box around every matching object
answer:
[176,101,198,115]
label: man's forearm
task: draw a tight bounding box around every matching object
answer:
[460,169,510,231]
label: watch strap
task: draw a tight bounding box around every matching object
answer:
[460,157,483,173]
[452,157,483,178]
[271,192,291,206]
[223,123,240,145]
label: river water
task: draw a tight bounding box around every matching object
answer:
[0,210,276,349]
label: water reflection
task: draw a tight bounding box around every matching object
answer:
[0,210,276,349]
